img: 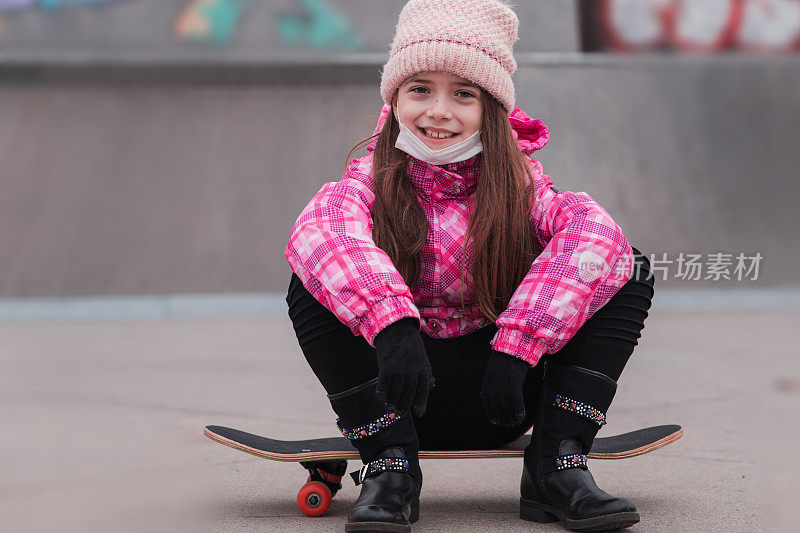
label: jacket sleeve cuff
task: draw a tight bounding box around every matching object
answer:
[490,327,549,366]
[359,296,420,347]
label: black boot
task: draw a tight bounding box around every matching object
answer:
[520,361,639,531]
[327,378,421,532]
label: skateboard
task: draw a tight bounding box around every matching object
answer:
[205,423,682,517]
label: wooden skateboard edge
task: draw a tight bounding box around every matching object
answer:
[588,427,683,459]
[203,426,327,462]
[204,426,683,462]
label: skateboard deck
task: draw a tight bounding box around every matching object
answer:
[204,424,682,517]
[205,424,682,462]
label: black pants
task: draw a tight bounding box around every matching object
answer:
[286,248,654,451]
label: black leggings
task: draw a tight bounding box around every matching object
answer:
[286,247,654,451]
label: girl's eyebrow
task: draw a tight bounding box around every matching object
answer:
[403,77,478,88]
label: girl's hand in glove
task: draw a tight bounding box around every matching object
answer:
[481,349,530,427]
[373,317,434,417]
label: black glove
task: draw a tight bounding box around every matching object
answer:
[481,349,530,428]
[373,317,434,417]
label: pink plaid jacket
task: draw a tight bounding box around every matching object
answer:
[285,105,634,365]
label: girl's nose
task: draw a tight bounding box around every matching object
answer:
[426,99,453,120]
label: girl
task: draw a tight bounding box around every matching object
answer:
[285,1,654,531]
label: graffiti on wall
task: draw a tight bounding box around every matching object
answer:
[0,0,366,50]
[173,0,364,49]
[275,0,364,51]
[174,0,247,45]
[599,0,800,53]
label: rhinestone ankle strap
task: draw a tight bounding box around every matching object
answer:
[555,453,587,471]
[553,394,607,426]
[349,457,411,485]
[338,411,404,440]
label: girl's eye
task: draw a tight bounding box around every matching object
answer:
[408,87,475,98]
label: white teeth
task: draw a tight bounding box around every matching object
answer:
[424,129,455,139]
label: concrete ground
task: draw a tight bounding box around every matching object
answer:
[2,308,798,533]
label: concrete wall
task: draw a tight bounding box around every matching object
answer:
[0,0,579,56]
[1,55,797,297]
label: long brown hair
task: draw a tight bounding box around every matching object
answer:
[343,93,543,322]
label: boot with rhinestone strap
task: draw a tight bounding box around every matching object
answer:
[520,361,639,531]
[327,378,421,532]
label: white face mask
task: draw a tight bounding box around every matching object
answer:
[394,118,483,166]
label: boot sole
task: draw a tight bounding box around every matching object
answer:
[345,496,419,532]
[520,498,639,531]
[345,523,410,533]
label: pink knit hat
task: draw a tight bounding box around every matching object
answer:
[380,0,519,113]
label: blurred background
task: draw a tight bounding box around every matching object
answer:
[1,1,798,532]
[0,0,797,307]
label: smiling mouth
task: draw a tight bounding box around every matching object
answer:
[420,128,459,140]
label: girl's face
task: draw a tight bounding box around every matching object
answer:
[393,71,483,151]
